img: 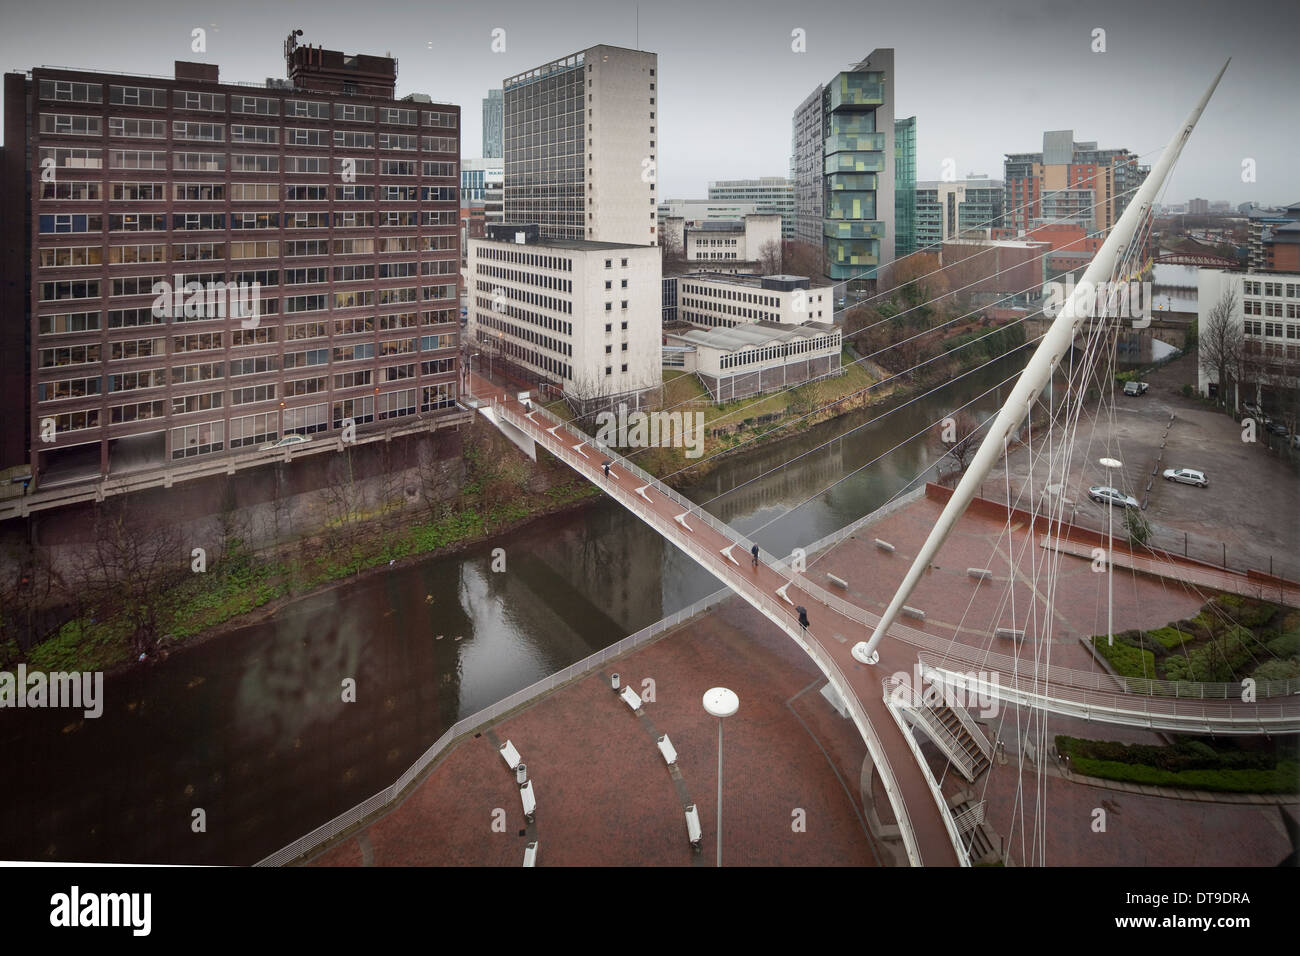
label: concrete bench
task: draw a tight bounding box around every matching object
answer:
[826,573,848,589]
[657,734,677,766]
[522,841,538,867]
[967,568,994,580]
[499,739,522,771]
[902,605,926,621]
[520,779,536,823]
[995,627,1025,642]
[619,685,643,712]
[874,539,896,553]
[684,804,702,853]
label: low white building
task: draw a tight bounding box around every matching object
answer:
[676,273,834,328]
[1197,267,1300,402]
[664,322,842,402]
[661,214,782,275]
[468,224,662,408]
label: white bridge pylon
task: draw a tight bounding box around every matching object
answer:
[853,59,1232,668]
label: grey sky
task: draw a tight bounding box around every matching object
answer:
[3,0,1296,206]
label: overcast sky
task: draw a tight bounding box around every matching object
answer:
[2,0,1296,207]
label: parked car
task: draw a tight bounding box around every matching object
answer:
[1088,485,1139,508]
[261,434,312,451]
[1265,421,1290,437]
[1162,467,1208,487]
[1122,380,1149,396]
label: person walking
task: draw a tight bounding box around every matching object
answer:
[602,460,611,478]
[751,544,760,568]
[796,606,809,631]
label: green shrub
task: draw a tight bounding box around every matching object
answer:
[1091,634,1155,677]
[1146,625,1192,650]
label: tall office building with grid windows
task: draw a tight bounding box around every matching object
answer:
[502,45,658,247]
[1,37,463,488]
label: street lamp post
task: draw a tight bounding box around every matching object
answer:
[702,687,738,868]
[1100,457,1123,646]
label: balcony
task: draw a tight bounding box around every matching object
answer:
[824,220,884,240]
[829,172,877,192]
[826,191,876,221]
[824,132,886,155]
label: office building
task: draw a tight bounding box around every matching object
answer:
[894,116,917,259]
[657,199,758,222]
[461,157,503,223]
[660,214,782,275]
[914,177,1004,251]
[706,178,795,239]
[466,224,661,407]
[1197,268,1300,399]
[1003,130,1148,236]
[502,45,658,246]
[482,88,503,159]
[1,38,463,488]
[791,48,896,286]
[675,272,834,328]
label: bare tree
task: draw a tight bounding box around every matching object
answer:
[71,501,185,659]
[782,239,822,279]
[658,226,686,274]
[757,238,782,276]
[1198,286,1241,407]
[932,410,983,477]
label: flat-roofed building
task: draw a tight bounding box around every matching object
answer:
[661,214,782,276]
[1,38,463,488]
[467,223,661,408]
[663,321,841,401]
[676,272,834,328]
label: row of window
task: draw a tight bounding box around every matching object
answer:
[1243,320,1300,338]
[39,144,458,173]
[1243,281,1300,298]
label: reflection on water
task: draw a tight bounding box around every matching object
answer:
[0,350,1028,864]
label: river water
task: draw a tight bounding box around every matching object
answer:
[0,350,1031,864]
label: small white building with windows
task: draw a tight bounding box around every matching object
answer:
[675,272,834,328]
[467,223,662,408]
[663,321,841,402]
[660,214,782,275]
[1197,268,1300,401]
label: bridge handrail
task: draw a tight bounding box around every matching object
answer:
[919,660,1300,733]
[882,677,982,782]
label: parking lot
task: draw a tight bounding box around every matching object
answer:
[985,357,1300,583]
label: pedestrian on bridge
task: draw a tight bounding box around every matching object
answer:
[602,460,611,478]
[751,544,760,568]
[797,606,809,631]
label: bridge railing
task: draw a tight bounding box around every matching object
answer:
[882,677,983,783]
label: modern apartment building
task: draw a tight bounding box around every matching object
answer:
[790,48,896,286]
[1,38,462,488]
[502,45,658,247]
[1003,130,1148,236]
[481,88,503,159]
[466,224,661,406]
[914,177,1005,251]
[676,273,833,328]
[894,116,917,259]
[1248,202,1300,271]
[706,178,795,239]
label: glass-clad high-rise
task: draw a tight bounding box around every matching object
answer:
[894,116,916,259]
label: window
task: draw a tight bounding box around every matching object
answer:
[174,90,225,112]
[109,85,165,107]
[40,80,102,103]
[39,113,103,136]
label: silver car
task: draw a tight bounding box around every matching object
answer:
[1088,485,1139,508]
[1162,467,1207,487]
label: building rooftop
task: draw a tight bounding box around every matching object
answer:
[679,271,829,290]
[666,321,837,352]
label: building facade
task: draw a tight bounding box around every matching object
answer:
[502,45,657,247]
[1003,130,1148,237]
[3,42,462,487]
[467,224,661,406]
[676,273,833,328]
[663,322,841,402]
[661,214,782,275]
[657,199,758,222]
[790,48,896,285]
[914,177,1004,251]
[706,177,795,239]
[481,88,503,159]
[1197,267,1300,403]
[894,116,917,259]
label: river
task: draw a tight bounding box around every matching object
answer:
[0,348,1032,864]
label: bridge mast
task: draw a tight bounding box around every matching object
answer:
[853,59,1231,666]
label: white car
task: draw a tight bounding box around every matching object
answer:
[1088,485,1139,509]
[261,434,312,451]
[1162,467,1207,487]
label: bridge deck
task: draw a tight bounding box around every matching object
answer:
[470,376,964,867]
